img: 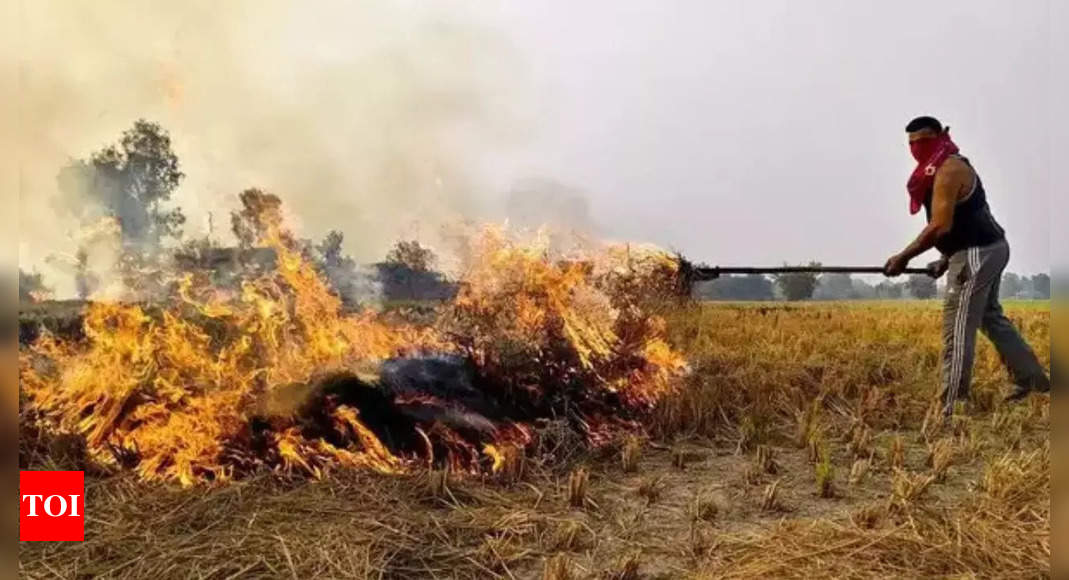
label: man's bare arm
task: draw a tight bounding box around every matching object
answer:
[898,158,972,261]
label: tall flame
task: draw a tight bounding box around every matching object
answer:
[20,197,687,485]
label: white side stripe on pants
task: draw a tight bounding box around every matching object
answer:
[948,247,980,410]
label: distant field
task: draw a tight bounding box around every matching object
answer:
[1000,299,1051,310]
[698,298,1051,311]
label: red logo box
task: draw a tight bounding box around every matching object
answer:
[19,471,85,542]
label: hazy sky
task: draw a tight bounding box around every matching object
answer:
[488,1,1058,274]
[13,1,1060,289]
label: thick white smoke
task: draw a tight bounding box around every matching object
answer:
[10,0,532,297]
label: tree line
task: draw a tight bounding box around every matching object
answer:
[18,120,453,305]
[695,269,1052,302]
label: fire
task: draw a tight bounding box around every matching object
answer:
[20,198,687,486]
[445,226,686,412]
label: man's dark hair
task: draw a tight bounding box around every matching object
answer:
[905,116,943,133]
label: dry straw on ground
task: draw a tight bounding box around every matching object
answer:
[19,301,1050,579]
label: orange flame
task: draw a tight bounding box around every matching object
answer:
[20,199,687,486]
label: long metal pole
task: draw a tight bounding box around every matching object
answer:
[690,265,930,281]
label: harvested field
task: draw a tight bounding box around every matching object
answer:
[19,301,1050,579]
[14,3,1058,577]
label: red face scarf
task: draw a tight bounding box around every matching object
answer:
[906,129,958,214]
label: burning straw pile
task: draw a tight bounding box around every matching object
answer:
[443,228,687,448]
[19,198,687,486]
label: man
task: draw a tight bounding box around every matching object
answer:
[884,116,1049,416]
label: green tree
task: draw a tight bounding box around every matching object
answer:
[851,278,877,299]
[378,240,453,301]
[875,281,903,299]
[1030,273,1051,299]
[814,273,855,300]
[57,119,185,250]
[906,274,937,299]
[698,274,774,301]
[316,230,347,268]
[385,240,436,272]
[1000,272,1023,299]
[774,262,820,301]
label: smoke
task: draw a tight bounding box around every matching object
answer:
[10,0,530,297]
[506,178,599,234]
[497,177,602,260]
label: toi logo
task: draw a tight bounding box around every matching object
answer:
[19,471,85,542]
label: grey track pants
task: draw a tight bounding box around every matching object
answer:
[940,239,1048,414]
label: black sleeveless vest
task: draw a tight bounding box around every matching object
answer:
[923,156,1005,255]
